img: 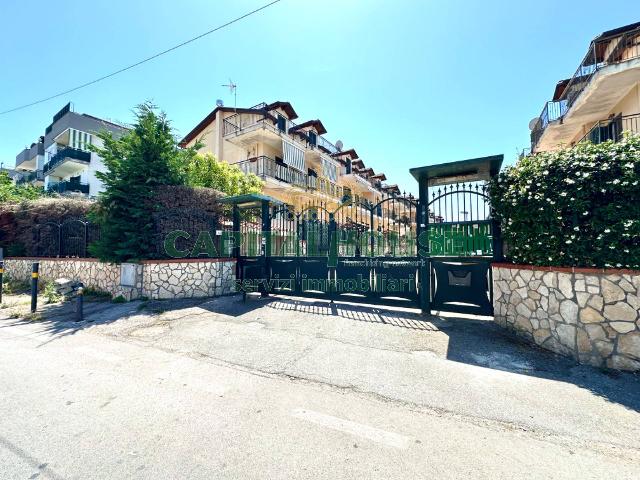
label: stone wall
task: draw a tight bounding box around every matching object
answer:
[493,264,640,371]
[3,258,236,301]
[140,259,235,300]
[3,258,126,294]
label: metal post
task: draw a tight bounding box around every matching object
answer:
[261,200,271,297]
[30,263,39,313]
[75,286,84,322]
[418,178,431,316]
[0,248,4,304]
[369,209,375,257]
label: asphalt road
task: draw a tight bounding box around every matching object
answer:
[1,294,639,479]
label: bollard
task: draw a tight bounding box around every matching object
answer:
[30,263,39,313]
[75,286,84,323]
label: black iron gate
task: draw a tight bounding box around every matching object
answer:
[232,193,423,308]
[231,154,503,314]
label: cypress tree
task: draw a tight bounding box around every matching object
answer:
[89,102,190,262]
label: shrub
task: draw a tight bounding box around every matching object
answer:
[0,197,94,256]
[489,135,640,269]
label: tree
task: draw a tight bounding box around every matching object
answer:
[89,102,199,262]
[0,171,45,203]
[185,152,263,196]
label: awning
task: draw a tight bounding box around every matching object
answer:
[321,154,339,182]
[282,139,305,171]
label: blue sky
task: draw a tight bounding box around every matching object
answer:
[0,0,637,193]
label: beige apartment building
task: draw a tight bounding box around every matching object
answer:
[179,101,402,214]
[530,21,640,153]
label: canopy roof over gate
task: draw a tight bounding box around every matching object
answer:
[410,155,503,187]
[219,193,284,208]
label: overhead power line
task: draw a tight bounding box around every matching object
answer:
[0,0,281,116]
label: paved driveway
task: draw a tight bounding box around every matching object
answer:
[1,293,639,479]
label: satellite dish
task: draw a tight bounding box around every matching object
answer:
[216,99,224,107]
[335,140,343,151]
[528,117,539,131]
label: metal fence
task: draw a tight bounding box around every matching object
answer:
[33,219,101,258]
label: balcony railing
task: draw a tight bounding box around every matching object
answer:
[531,25,640,151]
[16,170,44,185]
[578,113,640,145]
[233,156,308,189]
[43,147,90,174]
[47,181,90,195]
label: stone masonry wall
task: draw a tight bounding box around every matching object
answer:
[4,258,125,293]
[3,258,236,301]
[140,259,235,300]
[493,264,640,371]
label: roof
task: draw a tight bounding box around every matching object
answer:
[179,106,274,147]
[351,159,365,168]
[218,193,284,208]
[371,173,387,181]
[410,155,503,185]
[265,101,298,120]
[288,119,327,135]
[595,21,640,41]
[382,184,400,194]
[331,148,359,159]
[552,79,570,101]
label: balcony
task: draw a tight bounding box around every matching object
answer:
[578,113,640,145]
[342,171,379,195]
[16,170,44,186]
[531,24,640,152]
[47,181,90,195]
[15,141,44,171]
[43,147,90,177]
[233,156,308,189]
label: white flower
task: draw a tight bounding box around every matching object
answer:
[573,226,580,231]
[612,179,620,185]
[565,179,576,184]
[604,228,611,233]
[582,211,589,215]
[560,192,567,197]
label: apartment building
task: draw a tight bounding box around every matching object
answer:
[180,100,402,213]
[530,21,640,153]
[14,103,128,196]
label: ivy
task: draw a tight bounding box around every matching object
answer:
[489,135,640,269]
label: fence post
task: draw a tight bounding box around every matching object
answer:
[0,248,4,304]
[261,200,271,297]
[30,263,39,313]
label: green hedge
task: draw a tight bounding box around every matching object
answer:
[489,135,640,269]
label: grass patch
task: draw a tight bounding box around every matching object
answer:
[111,295,127,304]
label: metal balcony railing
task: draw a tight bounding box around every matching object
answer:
[48,181,90,194]
[578,113,640,145]
[233,156,308,189]
[43,147,90,174]
[16,170,44,185]
[531,25,640,151]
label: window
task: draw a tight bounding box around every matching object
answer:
[277,115,286,132]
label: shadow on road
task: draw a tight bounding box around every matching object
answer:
[4,292,639,413]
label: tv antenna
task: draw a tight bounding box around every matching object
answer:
[222,79,237,111]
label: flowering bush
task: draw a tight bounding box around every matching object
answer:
[489,135,640,269]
